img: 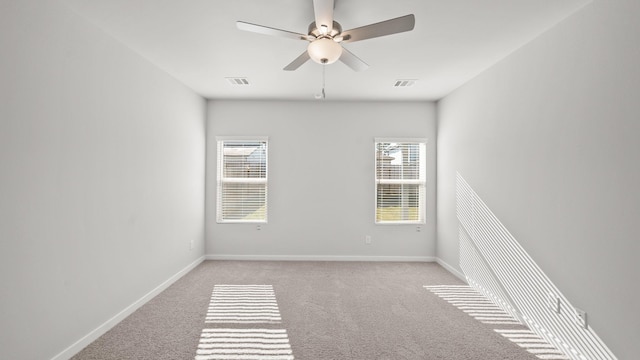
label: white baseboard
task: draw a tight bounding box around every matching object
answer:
[51,256,205,360]
[51,254,458,360]
[206,254,435,262]
[435,257,467,282]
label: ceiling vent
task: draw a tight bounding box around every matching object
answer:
[226,77,250,86]
[393,79,416,87]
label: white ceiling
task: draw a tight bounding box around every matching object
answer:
[63,0,590,101]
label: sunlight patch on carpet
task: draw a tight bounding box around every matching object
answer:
[424,285,520,325]
[206,285,282,324]
[425,285,570,359]
[495,329,570,359]
[195,328,294,360]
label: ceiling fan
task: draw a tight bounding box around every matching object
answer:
[236,0,415,72]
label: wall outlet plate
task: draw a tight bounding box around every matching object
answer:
[365,235,372,244]
[574,307,588,329]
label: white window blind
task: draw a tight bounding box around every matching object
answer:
[375,139,426,224]
[217,138,268,223]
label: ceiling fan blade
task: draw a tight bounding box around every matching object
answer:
[339,47,369,72]
[237,21,312,41]
[340,14,415,43]
[313,0,335,33]
[283,51,311,71]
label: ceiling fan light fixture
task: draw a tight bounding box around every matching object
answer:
[237,3,415,72]
[307,38,342,64]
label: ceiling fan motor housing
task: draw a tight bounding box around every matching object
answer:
[308,21,342,39]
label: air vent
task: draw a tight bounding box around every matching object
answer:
[393,79,416,87]
[226,77,250,86]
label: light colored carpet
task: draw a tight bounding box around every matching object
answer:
[71,261,540,359]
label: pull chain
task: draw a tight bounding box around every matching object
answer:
[322,64,326,100]
[314,65,327,100]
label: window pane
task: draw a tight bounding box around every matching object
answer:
[220,183,267,220]
[217,139,268,223]
[375,139,426,224]
[223,142,267,179]
[376,142,421,180]
[376,184,421,222]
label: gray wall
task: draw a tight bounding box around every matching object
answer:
[0,1,205,359]
[437,0,640,358]
[207,100,436,260]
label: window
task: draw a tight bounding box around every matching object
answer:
[217,138,268,223]
[375,138,426,224]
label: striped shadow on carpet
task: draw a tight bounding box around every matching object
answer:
[424,285,520,325]
[425,285,569,360]
[198,284,295,360]
[206,285,282,324]
[195,328,294,360]
[495,329,569,360]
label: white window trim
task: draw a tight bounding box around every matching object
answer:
[374,137,427,225]
[216,136,269,224]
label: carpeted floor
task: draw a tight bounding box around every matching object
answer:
[71,261,541,360]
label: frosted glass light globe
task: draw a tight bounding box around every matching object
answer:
[307,38,342,65]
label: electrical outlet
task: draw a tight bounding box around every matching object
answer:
[190,239,194,250]
[416,226,422,232]
[574,308,588,329]
[547,292,561,313]
[256,224,262,231]
[365,235,372,244]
